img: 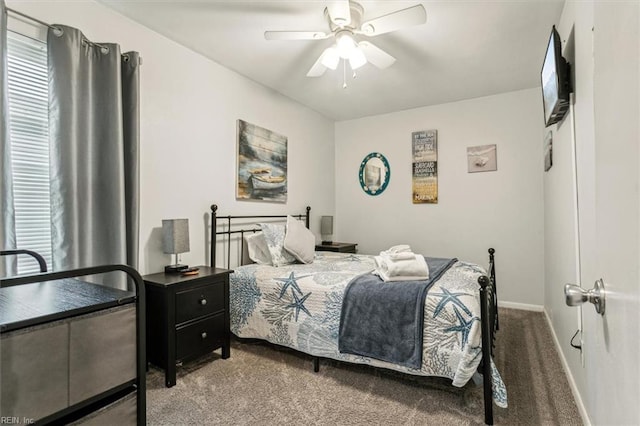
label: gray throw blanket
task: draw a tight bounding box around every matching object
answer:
[338,257,458,369]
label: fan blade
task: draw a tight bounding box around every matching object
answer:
[326,0,351,27]
[358,41,396,69]
[359,4,426,36]
[264,31,330,40]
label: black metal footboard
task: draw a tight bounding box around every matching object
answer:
[478,248,498,425]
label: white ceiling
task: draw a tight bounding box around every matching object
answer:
[100,0,565,121]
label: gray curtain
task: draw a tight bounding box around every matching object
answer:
[0,0,17,277]
[48,25,139,288]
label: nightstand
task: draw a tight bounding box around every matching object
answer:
[315,242,358,253]
[143,266,232,387]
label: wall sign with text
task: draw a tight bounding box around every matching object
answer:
[412,130,438,204]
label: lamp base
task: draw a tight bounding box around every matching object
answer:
[165,264,189,274]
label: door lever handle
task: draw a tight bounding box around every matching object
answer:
[564,279,606,315]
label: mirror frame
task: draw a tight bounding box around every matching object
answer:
[358,152,390,196]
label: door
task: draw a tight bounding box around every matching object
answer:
[576,3,640,424]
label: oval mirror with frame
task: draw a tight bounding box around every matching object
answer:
[359,152,390,196]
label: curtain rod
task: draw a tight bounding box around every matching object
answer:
[6,7,61,33]
[6,7,108,51]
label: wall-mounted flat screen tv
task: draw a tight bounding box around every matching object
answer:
[541,25,572,127]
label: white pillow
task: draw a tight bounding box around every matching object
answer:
[284,215,315,264]
[244,232,272,265]
[260,223,297,267]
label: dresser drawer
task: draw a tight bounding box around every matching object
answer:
[175,282,224,324]
[176,313,225,361]
[69,306,136,405]
[71,390,136,426]
[1,322,69,421]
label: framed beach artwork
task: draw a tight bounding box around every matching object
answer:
[467,144,497,173]
[236,119,288,202]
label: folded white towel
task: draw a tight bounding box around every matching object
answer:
[374,253,429,282]
[375,272,431,282]
[380,244,412,255]
[379,251,416,261]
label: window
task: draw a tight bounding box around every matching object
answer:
[6,31,52,274]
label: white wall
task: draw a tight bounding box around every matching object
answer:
[7,0,336,275]
[542,1,592,420]
[335,88,545,306]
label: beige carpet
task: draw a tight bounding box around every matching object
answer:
[146,308,581,425]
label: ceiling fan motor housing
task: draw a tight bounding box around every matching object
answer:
[325,1,364,32]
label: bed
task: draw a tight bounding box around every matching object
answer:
[210,204,504,425]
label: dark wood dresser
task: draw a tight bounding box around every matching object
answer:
[143,266,232,387]
[0,274,145,425]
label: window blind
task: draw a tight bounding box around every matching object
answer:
[7,31,52,274]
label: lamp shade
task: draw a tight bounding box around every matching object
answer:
[320,216,334,236]
[336,32,356,59]
[349,47,367,70]
[321,47,340,70]
[162,219,190,254]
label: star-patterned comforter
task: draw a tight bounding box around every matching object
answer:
[229,251,507,407]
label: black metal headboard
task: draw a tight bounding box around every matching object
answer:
[210,204,311,269]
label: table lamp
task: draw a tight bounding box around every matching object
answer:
[321,215,333,245]
[162,218,190,273]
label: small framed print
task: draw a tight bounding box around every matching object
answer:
[544,131,553,172]
[467,144,497,173]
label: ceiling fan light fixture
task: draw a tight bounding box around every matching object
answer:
[321,47,340,70]
[349,47,367,70]
[336,31,357,58]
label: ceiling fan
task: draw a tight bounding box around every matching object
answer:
[264,1,427,78]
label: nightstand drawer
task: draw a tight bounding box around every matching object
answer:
[175,282,224,324]
[176,313,225,360]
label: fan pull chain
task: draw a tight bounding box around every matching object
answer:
[341,61,358,88]
[343,60,347,89]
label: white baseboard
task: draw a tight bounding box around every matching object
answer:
[543,308,591,426]
[498,300,544,312]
